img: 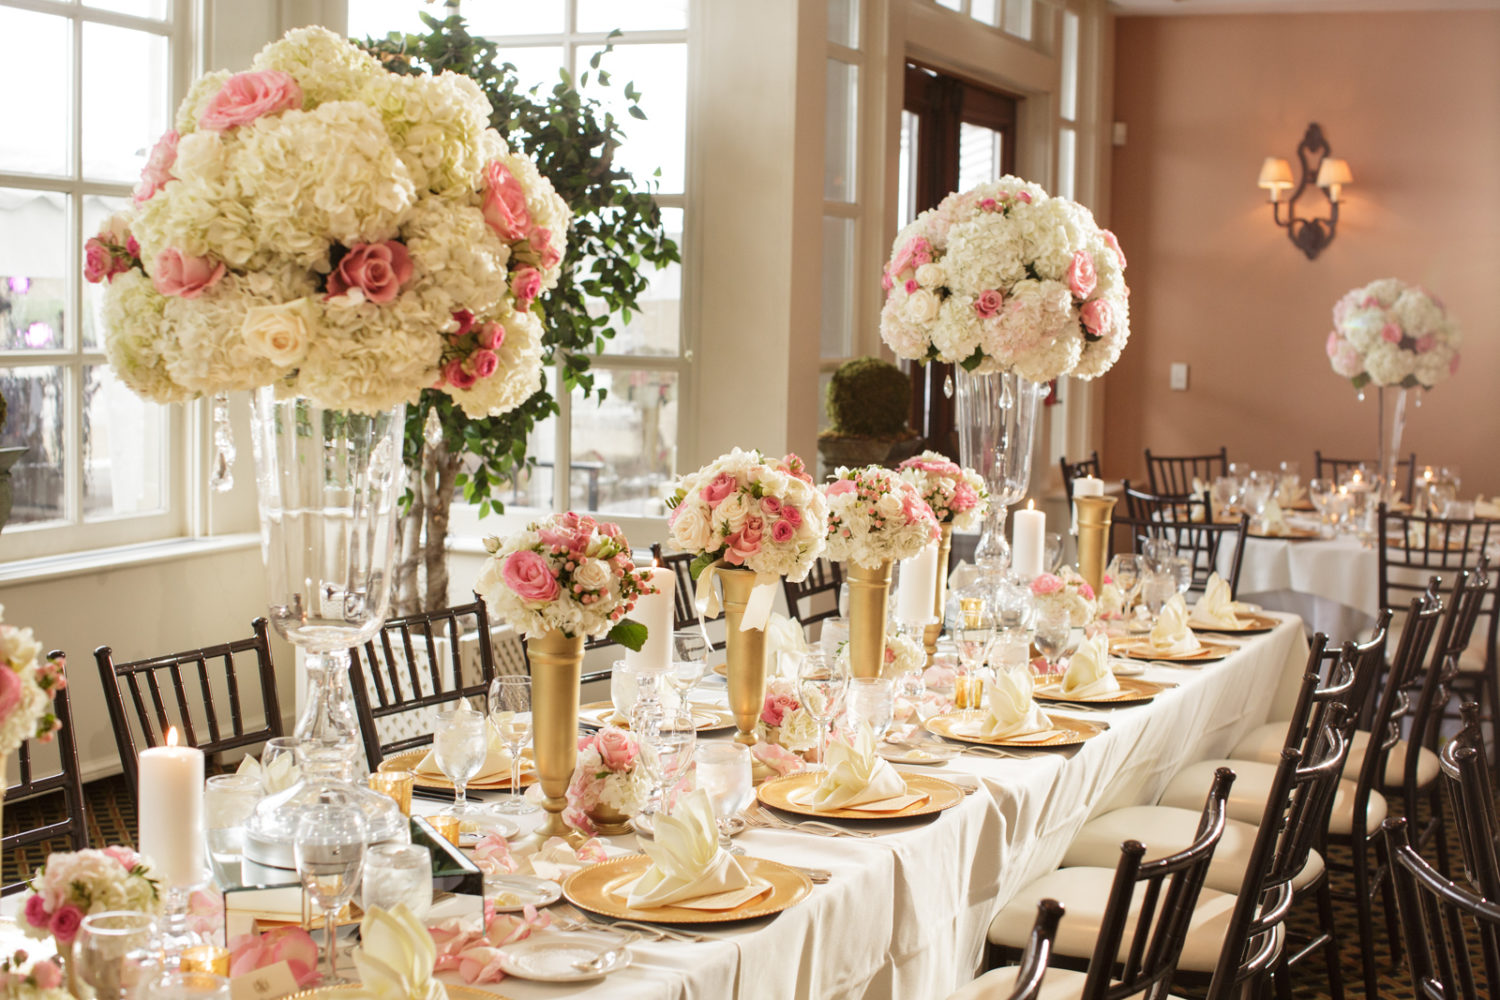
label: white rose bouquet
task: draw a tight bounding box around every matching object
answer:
[822,466,940,569]
[1326,278,1461,392]
[475,512,654,645]
[0,608,65,759]
[21,848,162,944]
[89,26,569,417]
[1029,569,1098,628]
[897,450,989,531]
[879,176,1129,382]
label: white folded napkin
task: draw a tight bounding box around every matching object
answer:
[798,723,910,811]
[1475,496,1500,519]
[965,670,1054,740]
[351,904,448,1000]
[765,613,810,678]
[1190,478,1208,521]
[1190,573,1241,629]
[416,731,517,784]
[1148,594,1203,656]
[236,752,300,794]
[625,789,751,908]
[1277,478,1307,507]
[1260,498,1290,536]
[1061,632,1120,699]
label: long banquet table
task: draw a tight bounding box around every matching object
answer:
[423,617,1311,1000]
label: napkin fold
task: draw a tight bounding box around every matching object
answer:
[1189,478,1208,522]
[625,789,751,908]
[351,904,448,1000]
[766,613,811,678]
[1277,478,1307,508]
[236,752,300,794]
[1061,632,1120,698]
[415,735,516,784]
[802,723,909,810]
[1148,593,1203,656]
[1260,498,1289,536]
[968,669,1053,740]
[1475,496,1500,520]
[1190,573,1241,629]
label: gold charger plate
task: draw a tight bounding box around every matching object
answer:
[755,771,964,820]
[287,987,505,999]
[1034,676,1171,704]
[1108,638,1235,663]
[1248,526,1323,541]
[1187,612,1279,635]
[561,855,811,924]
[924,710,1105,748]
[378,747,536,792]
[578,701,735,732]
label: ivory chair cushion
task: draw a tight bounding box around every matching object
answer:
[1229,723,1439,788]
[1156,760,1387,836]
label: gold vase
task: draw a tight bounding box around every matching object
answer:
[923,523,954,661]
[525,629,587,847]
[718,567,768,745]
[1075,494,1118,594]
[846,560,892,679]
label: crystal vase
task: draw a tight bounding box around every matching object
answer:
[1377,386,1410,504]
[954,370,1044,573]
[248,388,404,751]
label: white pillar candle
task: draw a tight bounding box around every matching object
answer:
[896,540,940,624]
[138,728,205,889]
[1012,501,1047,580]
[1070,476,1105,534]
[624,565,674,671]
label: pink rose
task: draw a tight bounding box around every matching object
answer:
[1102,229,1127,268]
[1067,250,1098,299]
[230,927,319,987]
[1030,574,1064,596]
[760,691,797,727]
[442,358,477,391]
[0,667,21,726]
[826,479,856,497]
[1325,331,1341,358]
[973,289,1004,319]
[724,528,762,565]
[510,266,543,310]
[1415,333,1436,353]
[502,549,561,602]
[1079,299,1113,338]
[477,322,504,350]
[23,893,49,929]
[49,905,84,944]
[594,727,638,771]
[751,742,804,777]
[30,961,62,989]
[699,472,736,507]
[1450,353,1461,375]
[530,227,562,270]
[781,505,803,528]
[1078,582,1095,600]
[771,519,796,543]
[481,161,532,241]
[470,349,499,379]
[152,248,224,299]
[901,491,936,528]
[83,238,114,284]
[951,481,978,513]
[327,241,412,304]
[1016,191,1033,204]
[102,845,140,870]
[1381,322,1402,345]
[759,495,782,516]
[742,516,764,543]
[134,130,179,203]
[452,310,475,338]
[198,70,303,131]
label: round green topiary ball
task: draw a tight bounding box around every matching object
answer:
[826,357,910,438]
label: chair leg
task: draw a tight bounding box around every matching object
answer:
[1485,667,1500,771]
[1314,878,1346,1000]
[1349,839,1382,1000]
[1428,784,1450,877]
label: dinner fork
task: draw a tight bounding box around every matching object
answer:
[560,913,709,943]
[744,808,876,839]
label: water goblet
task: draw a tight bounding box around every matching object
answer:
[647,710,697,813]
[1307,478,1337,535]
[433,706,490,819]
[260,736,310,786]
[1142,538,1176,575]
[797,650,847,769]
[74,911,160,1000]
[1043,532,1064,574]
[487,675,536,815]
[693,742,753,853]
[1141,570,1176,623]
[669,628,710,703]
[1172,555,1194,596]
[845,676,894,741]
[1033,607,1075,678]
[1106,553,1143,611]
[294,803,368,985]
[362,844,433,918]
[204,773,262,890]
[948,617,994,710]
[1210,477,1238,518]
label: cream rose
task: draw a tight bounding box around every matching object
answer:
[914,263,945,288]
[715,493,751,535]
[904,288,941,323]
[242,298,314,367]
[876,493,904,521]
[670,502,718,553]
[573,558,612,592]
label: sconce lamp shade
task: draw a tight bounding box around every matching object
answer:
[1316,157,1353,189]
[1258,157,1294,189]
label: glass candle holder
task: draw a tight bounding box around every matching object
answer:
[366,770,415,816]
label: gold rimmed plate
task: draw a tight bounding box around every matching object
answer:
[1034,676,1171,705]
[1249,526,1323,541]
[1185,612,1279,635]
[578,701,735,732]
[755,771,964,820]
[561,855,811,924]
[378,747,536,792]
[925,710,1105,748]
[1109,638,1234,663]
[287,987,505,999]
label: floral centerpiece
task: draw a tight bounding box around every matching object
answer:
[565,727,653,835]
[1326,279,1461,392]
[878,176,1129,382]
[756,679,821,752]
[0,609,65,759]
[831,632,926,679]
[897,451,988,530]
[89,26,568,418]
[0,953,68,1000]
[1096,574,1128,620]
[823,466,940,569]
[22,848,162,946]
[1029,569,1097,628]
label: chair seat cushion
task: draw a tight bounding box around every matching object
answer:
[1157,759,1387,836]
[987,867,1259,974]
[1458,645,1491,674]
[1229,724,1439,788]
[946,966,1197,1000]
[1061,804,1324,895]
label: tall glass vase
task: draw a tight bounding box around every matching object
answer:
[1376,386,1410,504]
[954,370,1044,574]
[249,388,405,751]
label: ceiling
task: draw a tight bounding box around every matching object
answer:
[1112,0,1500,15]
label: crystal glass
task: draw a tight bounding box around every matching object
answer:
[487,675,536,815]
[992,626,1033,677]
[1141,571,1176,622]
[74,911,159,1000]
[1172,555,1195,596]
[610,660,640,721]
[204,773,261,890]
[948,606,994,710]
[362,844,432,919]
[1307,478,1337,536]
[1106,553,1143,611]
[693,742,753,853]
[1141,538,1176,575]
[845,676,894,741]
[797,651,847,770]
[1210,476,1239,517]
[1033,607,1075,677]
[954,368,1043,572]
[433,707,489,818]
[819,617,850,660]
[1043,532,1064,574]
[294,803,368,986]
[646,710,697,813]
[669,629,709,700]
[148,973,230,999]
[250,388,404,750]
[261,736,310,780]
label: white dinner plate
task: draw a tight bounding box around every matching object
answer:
[1111,659,1146,677]
[877,743,961,765]
[497,929,632,981]
[456,815,519,843]
[485,874,562,912]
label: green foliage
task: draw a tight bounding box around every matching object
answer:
[363,12,680,514]
[825,357,911,438]
[608,619,648,652]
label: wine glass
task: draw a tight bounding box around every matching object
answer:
[1307,478,1337,535]
[433,706,489,818]
[74,911,160,1000]
[204,773,262,890]
[670,629,710,702]
[1033,606,1075,678]
[647,710,697,815]
[1172,555,1195,596]
[1043,532,1064,574]
[693,742,753,853]
[1141,538,1176,575]
[1210,477,1238,519]
[1141,570,1176,623]
[487,676,536,815]
[261,736,310,786]
[1106,553,1143,611]
[845,677,894,741]
[797,651,847,770]
[294,803,368,985]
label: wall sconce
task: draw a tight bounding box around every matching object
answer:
[1256,122,1353,261]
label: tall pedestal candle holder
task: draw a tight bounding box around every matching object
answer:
[846,560,893,679]
[718,567,768,745]
[526,629,587,846]
[1075,495,1118,594]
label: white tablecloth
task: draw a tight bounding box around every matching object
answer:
[1227,534,1380,640]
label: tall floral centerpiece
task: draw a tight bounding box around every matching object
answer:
[90,27,569,749]
[665,450,828,744]
[0,609,65,837]
[879,177,1129,568]
[475,513,653,845]
[898,451,988,655]
[1326,279,1461,499]
[823,467,940,679]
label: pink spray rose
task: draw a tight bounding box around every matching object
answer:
[1380,322,1402,345]
[759,495,782,517]
[30,960,62,989]
[1102,229,1127,268]
[1325,331,1341,359]
[477,322,505,350]
[510,266,542,310]
[699,472,736,506]
[781,505,803,528]
[1066,250,1098,299]
[442,358,477,391]
[83,239,115,284]
[1415,333,1436,353]
[950,481,978,513]
[530,227,562,270]
[481,162,531,241]
[152,248,225,299]
[469,349,499,379]
[327,241,412,303]
[972,289,1004,319]
[198,70,303,131]
[1030,574,1064,596]
[593,728,638,770]
[771,519,796,543]
[49,905,84,944]
[452,309,475,338]
[826,479,856,497]
[1079,298,1114,338]
[102,845,140,870]
[134,130,179,203]
[760,691,798,728]
[503,550,561,603]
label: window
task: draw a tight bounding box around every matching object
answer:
[932,0,1034,41]
[0,1,185,558]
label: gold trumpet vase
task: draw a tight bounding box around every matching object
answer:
[846,559,893,679]
[923,523,954,661]
[525,628,587,846]
[1075,494,1118,594]
[718,567,768,745]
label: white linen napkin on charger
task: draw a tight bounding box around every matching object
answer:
[1277,478,1307,507]
[1260,498,1290,536]
[625,789,752,908]
[1190,573,1242,629]
[796,723,910,811]
[351,904,448,1000]
[1061,632,1120,699]
[962,670,1054,740]
[1148,594,1203,656]
[235,751,300,794]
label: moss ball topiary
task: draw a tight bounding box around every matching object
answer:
[825,357,910,438]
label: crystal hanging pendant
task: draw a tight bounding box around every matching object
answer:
[423,405,444,449]
[1414,390,1423,408]
[999,377,1014,409]
[1357,389,1365,402]
[943,372,954,399]
[209,392,235,492]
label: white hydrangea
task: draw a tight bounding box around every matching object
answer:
[251,25,384,107]
[1327,278,1460,391]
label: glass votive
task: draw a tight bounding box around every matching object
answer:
[204,773,262,891]
[367,769,415,816]
[150,972,231,999]
[845,676,894,740]
[178,945,230,977]
[427,813,461,846]
[362,844,434,919]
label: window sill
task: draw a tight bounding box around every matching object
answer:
[0,533,261,586]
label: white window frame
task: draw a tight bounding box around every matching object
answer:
[821,3,865,393]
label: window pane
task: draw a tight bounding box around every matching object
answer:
[588,207,681,357]
[0,188,67,353]
[821,216,854,360]
[1057,127,1076,201]
[570,369,676,515]
[500,410,556,512]
[85,0,168,18]
[825,59,858,203]
[495,46,566,92]
[1060,10,1080,122]
[82,24,170,183]
[346,0,436,39]
[828,0,859,48]
[81,195,129,351]
[897,110,919,225]
[959,122,1001,191]
[818,370,833,435]
[83,365,166,518]
[0,8,69,177]
[937,0,962,11]
[971,0,999,27]
[0,365,67,526]
[1003,0,1032,41]
[465,0,564,36]
[576,0,688,33]
[579,43,687,193]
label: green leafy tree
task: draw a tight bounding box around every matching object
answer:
[363,11,679,614]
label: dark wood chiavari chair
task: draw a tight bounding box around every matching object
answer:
[2,664,88,896]
[1144,446,1228,496]
[782,557,844,628]
[1440,701,1500,900]
[1116,481,1247,598]
[948,900,1065,1000]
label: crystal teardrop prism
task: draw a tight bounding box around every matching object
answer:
[209,392,235,492]
[423,406,443,449]
[943,372,954,399]
[1357,389,1365,402]
[1000,377,1014,408]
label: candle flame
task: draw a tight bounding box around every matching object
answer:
[166,726,181,747]
[1026,499,1036,510]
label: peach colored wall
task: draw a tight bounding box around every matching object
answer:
[1104,11,1500,496]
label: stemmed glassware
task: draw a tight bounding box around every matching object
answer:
[1141,571,1176,623]
[261,736,309,781]
[1033,606,1076,678]
[1043,532,1064,574]
[1172,555,1195,597]
[74,911,160,1000]
[797,651,848,769]
[487,676,536,815]
[1106,553,1143,617]
[646,709,697,817]
[294,803,368,986]
[433,706,489,819]
[693,742,753,854]
[669,629,709,711]
[1307,477,1337,535]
